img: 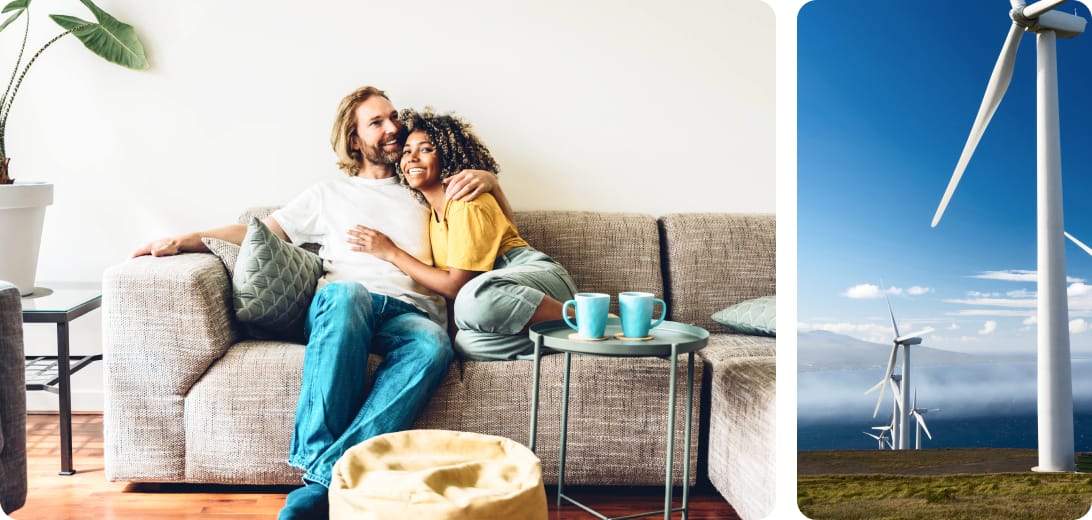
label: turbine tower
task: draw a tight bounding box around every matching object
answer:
[931,0,1083,472]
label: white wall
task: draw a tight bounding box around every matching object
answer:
[8,0,774,410]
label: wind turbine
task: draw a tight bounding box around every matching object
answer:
[909,390,938,450]
[931,0,1083,472]
[863,430,888,450]
[865,290,921,449]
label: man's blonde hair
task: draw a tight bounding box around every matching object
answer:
[330,85,389,176]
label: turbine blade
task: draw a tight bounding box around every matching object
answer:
[882,280,901,338]
[1022,0,1067,19]
[917,413,933,439]
[872,345,899,417]
[1065,231,1092,257]
[913,388,918,410]
[932,22,1024,228]
[1010,0,1026,8]
[889,379,905,412]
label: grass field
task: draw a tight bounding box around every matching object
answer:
[797,449,1092,520]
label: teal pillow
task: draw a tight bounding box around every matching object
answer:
[233,218,323,341]
[712,295,775,337]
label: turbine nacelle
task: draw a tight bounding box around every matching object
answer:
[1011,0,1086,37]
[895,335,922,346]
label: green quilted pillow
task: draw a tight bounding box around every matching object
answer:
[233,217,323,341]
[712,295,775,337]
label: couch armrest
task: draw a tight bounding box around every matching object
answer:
[102,253,238,481]
[0,282,27,513]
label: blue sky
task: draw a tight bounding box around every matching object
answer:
[798,0,1092,355]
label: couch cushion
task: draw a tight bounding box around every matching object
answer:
[660,213,775,332]
[233,218,323,342]
[713,295,776,337]
[515,211,663,315]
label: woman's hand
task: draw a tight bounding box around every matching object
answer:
[444,169,496,202]
[348,225,400,262]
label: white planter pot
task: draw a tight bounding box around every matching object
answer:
[0,181,53,295]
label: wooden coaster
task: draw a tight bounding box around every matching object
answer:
[567,333,609,342]
[614,333,654,341]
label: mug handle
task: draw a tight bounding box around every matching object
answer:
[650,298,667,329]
[563,300,578,330]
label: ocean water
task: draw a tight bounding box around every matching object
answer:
[798,359,1092,451]
[798,411,1092,451]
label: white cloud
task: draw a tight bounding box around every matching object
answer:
[978,320,998,335]
[1070,319,1090,334]
[1023,315,1038,325]
[843,283,932,299]
[944,297,1036,308]
[843,284,882,299]
[948,323,960,330]
[1068,282,1092,297]
[946,309,1035,317]
[972,270,1083,283]
[1006,289,1034,298]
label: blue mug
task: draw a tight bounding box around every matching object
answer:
[563,293,610,339]
[619,291,667,338]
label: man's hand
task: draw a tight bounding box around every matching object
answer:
[444,169,496,202]
[348,225,399,262]
[131,238,184,258]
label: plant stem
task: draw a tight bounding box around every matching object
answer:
[0,24,91,143]
[0,8,31,161]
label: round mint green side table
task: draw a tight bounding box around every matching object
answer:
[528,317,708,520]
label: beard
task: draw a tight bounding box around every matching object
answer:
[359,128,405,166]
[360,144,400,166]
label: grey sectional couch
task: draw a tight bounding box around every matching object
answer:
[102,211,775,520]
[1,281,27,515]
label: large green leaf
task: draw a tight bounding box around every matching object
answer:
[49,0,147,70]
[0,0,29,33]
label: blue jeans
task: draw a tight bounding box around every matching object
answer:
[287,281,453,487]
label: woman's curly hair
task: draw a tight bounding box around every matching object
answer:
[396,107,500,204]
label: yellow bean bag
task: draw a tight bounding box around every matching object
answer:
[329,429,547,520]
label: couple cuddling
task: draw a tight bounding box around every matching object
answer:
[132,86,577,519]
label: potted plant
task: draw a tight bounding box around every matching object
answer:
[0,0,148,295]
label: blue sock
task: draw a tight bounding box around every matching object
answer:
[279,482,329,520]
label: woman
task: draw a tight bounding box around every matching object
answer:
[350,108,576,360]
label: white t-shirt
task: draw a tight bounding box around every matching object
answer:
[271,175,445,325]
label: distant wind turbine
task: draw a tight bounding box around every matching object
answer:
[864,287,921,450]
[909,390,938,450]
[930,0,1083,472]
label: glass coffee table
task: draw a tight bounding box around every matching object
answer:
[22,283,103,475]
[528,317,709,520]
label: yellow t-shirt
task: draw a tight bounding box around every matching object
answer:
[430,193,529,272]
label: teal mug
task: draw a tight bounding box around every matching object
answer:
[563,292,611,339]
[619,291,667,338]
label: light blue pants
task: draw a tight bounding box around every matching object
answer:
[453,246,577,361]
[287,281,452,487]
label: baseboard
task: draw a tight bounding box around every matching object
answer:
[26,390,104,413]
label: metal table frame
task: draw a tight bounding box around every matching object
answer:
[528,319,708,520]
[22,286,103,475]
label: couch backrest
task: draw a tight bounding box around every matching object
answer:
[514,211,663,315]
[659,213,775,332]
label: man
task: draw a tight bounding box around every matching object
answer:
[133,86,510,519]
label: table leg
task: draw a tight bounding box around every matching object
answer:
[56,322,75,475]
[664,345,678,520]
[529,335,544,452]
[558,351,572,508]
[682,351,695,519]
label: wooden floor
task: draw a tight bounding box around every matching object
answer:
[10,413,739,519]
